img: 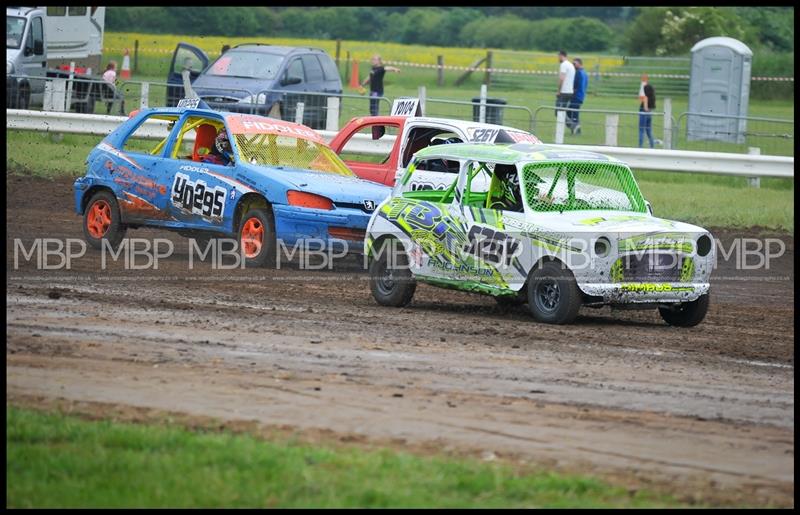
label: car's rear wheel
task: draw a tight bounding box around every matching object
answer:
[658,294,709,327]
[238,208,276,268]
[369,240,416,307]
[526,261,582,324]
[83,190,126,250]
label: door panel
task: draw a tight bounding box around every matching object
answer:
[166,43,209,106]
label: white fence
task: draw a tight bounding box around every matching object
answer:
[6,109,794,179]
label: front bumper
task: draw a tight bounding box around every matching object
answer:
[579,282,710,303]
[272,204,373,254]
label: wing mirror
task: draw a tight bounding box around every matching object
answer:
[280,75,302,86]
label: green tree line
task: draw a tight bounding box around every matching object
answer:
[107,7,793,60]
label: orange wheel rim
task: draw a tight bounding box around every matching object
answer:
[87,200,112,238]
[241,217,264,258]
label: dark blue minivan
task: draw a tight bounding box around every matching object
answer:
[166,43,343,129]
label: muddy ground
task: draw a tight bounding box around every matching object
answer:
[6,175,795,507]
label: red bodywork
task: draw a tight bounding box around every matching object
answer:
[328,116,409,187]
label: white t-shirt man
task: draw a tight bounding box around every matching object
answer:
[559,59,575,95]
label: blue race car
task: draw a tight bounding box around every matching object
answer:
[74,101,390,266]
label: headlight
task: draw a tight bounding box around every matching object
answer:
[7,61,14,75]
[696,234,712,257]
[594,236,611,258]
[238,93,267,104]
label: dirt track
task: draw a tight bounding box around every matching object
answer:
[6,175,795,507]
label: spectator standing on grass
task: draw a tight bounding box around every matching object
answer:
[555,50,575,124]
[361,54,400,116]
[638,73,656,148]
[102,61,125,115]
[568,57,589,135]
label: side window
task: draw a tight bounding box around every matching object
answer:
[286,58,305,83]
[301,55,324,83]
[121,114,180,155]
[31,17,43,54]
[319,54,341,82]
[401,128,464,167]
[170,116,231,164]
[68,7,87,16]
[46,7,66,15]
[415,156,460,175]
[172,47,204,75]
[397,156,462,200]
[338,125,399,164]
[461,160,495,207]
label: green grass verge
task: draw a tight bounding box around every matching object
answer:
[6,129,792,231]
[6,406,686,508]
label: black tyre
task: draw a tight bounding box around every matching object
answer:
[83,190,126,250]
[658,294,710,327]
[526,261,582,324]
[238,208,276,268]
[369,241,416,307]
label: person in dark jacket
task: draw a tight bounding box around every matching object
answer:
[638,73,656,148]
[567,58,589,135]
[361,54,400,116]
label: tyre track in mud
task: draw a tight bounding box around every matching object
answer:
[6,175,795,506]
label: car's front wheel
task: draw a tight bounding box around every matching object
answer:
[238,208,276,268]
[83,190,126,250]
[658,294,709,327]
[526,261,582,324]
[369,241,416,307]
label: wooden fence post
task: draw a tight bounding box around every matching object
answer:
[437,55,444,87]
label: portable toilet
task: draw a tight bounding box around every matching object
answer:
[687,37,752,144]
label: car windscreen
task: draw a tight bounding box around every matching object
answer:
[205,51,283,80]
[520,161,646,213]
[234,133,356,177]
[7,16,26,49]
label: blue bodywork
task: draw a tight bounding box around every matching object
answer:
[73,106,390,252]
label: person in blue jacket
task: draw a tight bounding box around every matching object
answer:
[567,58,589,135]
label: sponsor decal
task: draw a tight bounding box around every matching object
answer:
[619,283,694,293]
[227,116,323,143]
[363,199,376,211]
[504,131,541,144]
[171,172,226,218]
[106,160,167,195]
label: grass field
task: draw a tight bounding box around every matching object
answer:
[5,130,793,231]
[102,31,794,157]
[6,405,688,508]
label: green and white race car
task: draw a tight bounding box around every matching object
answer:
[364,143,714,326]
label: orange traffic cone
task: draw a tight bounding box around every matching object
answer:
[120,48,131,79]
[349,60,360,90]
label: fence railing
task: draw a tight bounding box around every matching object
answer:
[674,111,794,156]
[7,109,794,180]
[9,72,794,157]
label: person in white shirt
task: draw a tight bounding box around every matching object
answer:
[102,61,125,115]
[555,50,575,123]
